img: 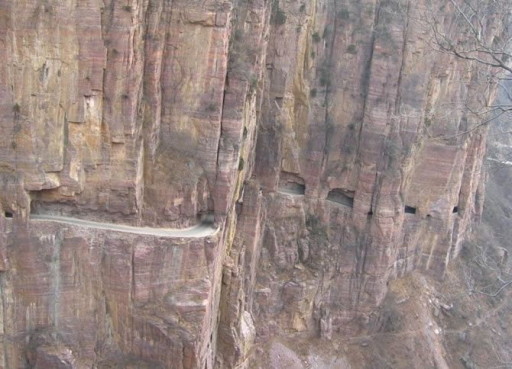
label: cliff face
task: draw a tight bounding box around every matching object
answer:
[0,0,504,368]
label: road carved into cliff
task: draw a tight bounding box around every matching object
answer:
[277,184,306,197]
[277,188,305,196]
[31,214,218,238]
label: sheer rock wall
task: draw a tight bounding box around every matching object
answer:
[0,0,502,368]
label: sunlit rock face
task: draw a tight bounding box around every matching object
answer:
[0,0,504,368]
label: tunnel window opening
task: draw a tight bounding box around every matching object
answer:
[278,172,306,196]
[404,205,416,214]
[280,182,306,195]
[327,189,354,208]
[4,212,13,218]
[199,211,215,225]
[30,199,38,214]
[453,206,459,214]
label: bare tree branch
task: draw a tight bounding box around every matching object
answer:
[424,0,512,138]
[476,279,512,297]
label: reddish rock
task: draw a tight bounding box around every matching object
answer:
[0,0,506,368]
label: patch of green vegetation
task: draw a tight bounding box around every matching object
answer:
[312,32,321,43]
[122,5,132,12]
[228,28,259,81]
[271,1,287,25]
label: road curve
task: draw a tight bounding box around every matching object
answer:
[31,214,218,238]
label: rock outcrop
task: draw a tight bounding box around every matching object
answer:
[0,0,506,368]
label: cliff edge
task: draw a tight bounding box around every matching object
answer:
[0,0,507,368]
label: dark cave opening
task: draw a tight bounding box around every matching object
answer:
[327,189,354,208]
[404,205,417,214]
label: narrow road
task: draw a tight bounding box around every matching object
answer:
[278,188,304,196]
[31,214,218,238]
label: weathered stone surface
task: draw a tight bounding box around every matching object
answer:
[2,217,221,368]
[0,0,506,367]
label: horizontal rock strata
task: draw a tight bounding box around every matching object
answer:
[0,0,505,368]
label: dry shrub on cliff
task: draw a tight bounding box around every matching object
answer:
[428,0,512,130]
[270,1,287,25]
[431,0,512,75]
[12,103,21,120]
[228,27,259,82]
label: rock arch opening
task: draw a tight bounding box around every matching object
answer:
[327,189,354,208]
[278,172,306,196]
